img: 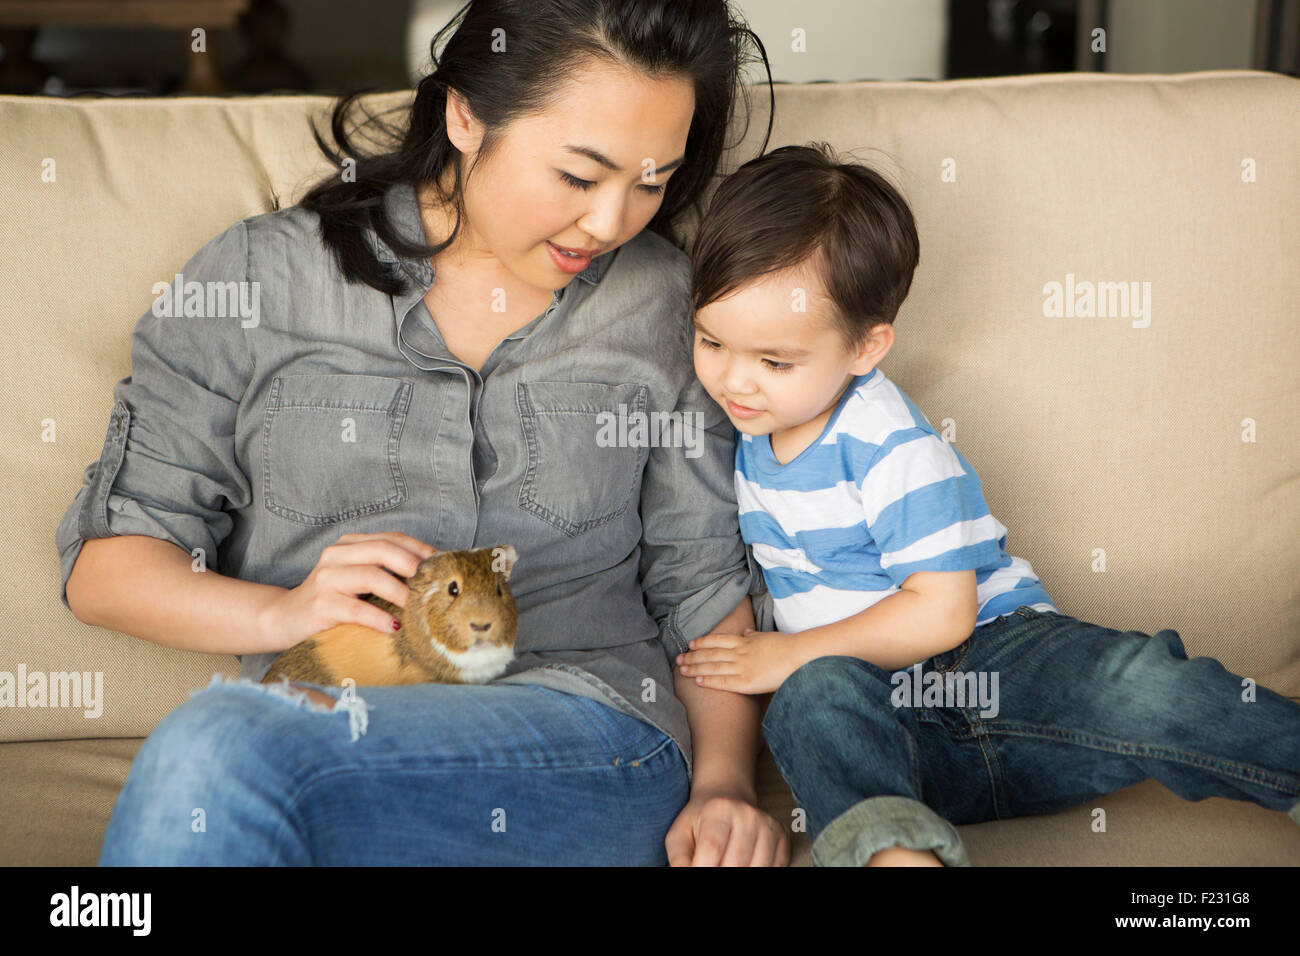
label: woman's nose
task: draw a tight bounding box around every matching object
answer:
[578,198,625,247]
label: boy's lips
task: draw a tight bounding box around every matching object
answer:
[726,399,764,419]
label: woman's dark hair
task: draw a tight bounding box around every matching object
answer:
[299,0,773,296]
[690,142,920,350]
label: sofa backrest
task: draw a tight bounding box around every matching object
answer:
[3,70,1296,742]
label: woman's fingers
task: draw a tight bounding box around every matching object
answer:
[335,531,437,560]
[323,538,434,580]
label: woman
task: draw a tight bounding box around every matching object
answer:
[57,0,786,865]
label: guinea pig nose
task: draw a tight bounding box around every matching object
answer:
[470,622,492,632]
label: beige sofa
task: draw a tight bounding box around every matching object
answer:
[3,70,1297,866]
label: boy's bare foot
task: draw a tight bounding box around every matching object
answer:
[865,845,944,866]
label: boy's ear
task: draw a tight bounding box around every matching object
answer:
[851,322,894,372]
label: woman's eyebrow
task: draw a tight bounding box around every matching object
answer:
[563,145,686,175]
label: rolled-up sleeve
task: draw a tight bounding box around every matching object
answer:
[638,372,764,659]
[55,220,255,612]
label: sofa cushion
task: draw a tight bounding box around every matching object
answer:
[2,71,1296,746]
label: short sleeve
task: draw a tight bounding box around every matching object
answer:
[637,374,760,659]
[55,220,255,612]
[861,428,1004,588]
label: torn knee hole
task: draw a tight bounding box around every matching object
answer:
[190,674,370,742]
[290,684,340,709]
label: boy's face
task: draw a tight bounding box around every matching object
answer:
[692,262,892,438]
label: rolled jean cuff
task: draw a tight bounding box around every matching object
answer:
[811,795,971,867]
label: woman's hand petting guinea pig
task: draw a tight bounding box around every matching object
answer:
[261,545,518,687]
[255,532,437,654]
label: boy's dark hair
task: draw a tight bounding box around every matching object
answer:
[690,142,920,350]
[299,0,775,296]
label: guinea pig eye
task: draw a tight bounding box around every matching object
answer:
[448,580,459,598]
[496,582,502,596]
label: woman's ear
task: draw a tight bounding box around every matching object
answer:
[444,87,485,155]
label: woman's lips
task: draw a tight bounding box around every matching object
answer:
[727,399,763,419]
[547,241,592,274]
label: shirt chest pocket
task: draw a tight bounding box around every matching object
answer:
[262,373,413,526]
[516,380,649,538]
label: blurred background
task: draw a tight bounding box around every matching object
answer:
[0,0,1294,97]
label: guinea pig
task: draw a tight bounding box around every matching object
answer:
[261,545,519,687]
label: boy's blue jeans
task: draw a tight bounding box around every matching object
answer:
[98,680,690,865]
[761,604,1300,866]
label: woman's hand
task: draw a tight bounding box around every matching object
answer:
[665,785,790,866]
[675,627,799,695]
[255,532,437,652]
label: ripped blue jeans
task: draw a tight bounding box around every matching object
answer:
[760,605,1300,866]
[98,677,688,865]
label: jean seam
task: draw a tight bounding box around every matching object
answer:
[939,637,972,673]
[984,721,1300,795]
[971,724,1010,819]
[902,712,924,799]
[761,728,811,836]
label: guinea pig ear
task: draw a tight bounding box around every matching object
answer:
[490,545,518,580]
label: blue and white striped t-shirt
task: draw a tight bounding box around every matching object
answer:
[735,367,1057,633]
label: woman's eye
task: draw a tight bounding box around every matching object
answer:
[559,171,592,191]
[696,336,721,350]
[559,171,666,195]
[448,581,459,598]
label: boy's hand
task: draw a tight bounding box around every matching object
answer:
[676,627,798,695]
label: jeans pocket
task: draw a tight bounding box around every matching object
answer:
[515,380,649,537]
[262,373,412,525]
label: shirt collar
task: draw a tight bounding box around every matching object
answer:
[368,180,610,288]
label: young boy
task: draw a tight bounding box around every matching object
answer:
[676,143,1300,866]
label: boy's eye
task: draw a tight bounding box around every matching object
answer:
[560,171,666,195]
[696,335,794,372]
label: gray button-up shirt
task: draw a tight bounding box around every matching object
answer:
[56,180,771,779]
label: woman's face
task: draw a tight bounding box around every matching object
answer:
[431,58,695,294]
